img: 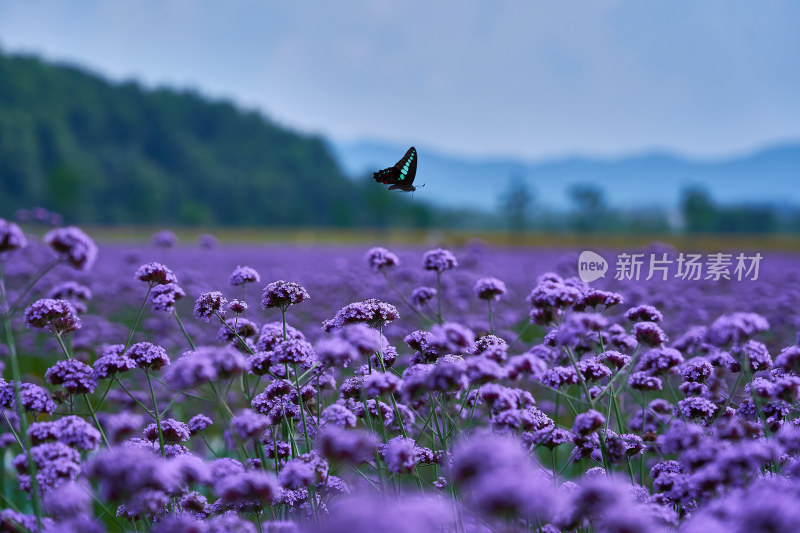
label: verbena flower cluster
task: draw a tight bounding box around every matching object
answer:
[3,225,800,532]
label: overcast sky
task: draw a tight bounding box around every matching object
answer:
[1,0,798,160]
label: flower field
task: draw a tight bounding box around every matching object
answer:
[2,220,800,532]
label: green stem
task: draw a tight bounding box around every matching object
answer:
[0,263,43,528]
[144,370,166,457]
[125,285,153,350]
[173,310,196,350]
[114,376,156,418]
[435,271,443,324]
[382,270,435,324]
[83,394,111,448]
[487,299,494,335]
[290,364,312,452]
[7,259,60,317]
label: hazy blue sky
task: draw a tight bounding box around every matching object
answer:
[1,0,798,160]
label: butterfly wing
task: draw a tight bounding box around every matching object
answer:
[374,147,417,190]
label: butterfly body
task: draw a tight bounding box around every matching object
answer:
[373,146,418,192]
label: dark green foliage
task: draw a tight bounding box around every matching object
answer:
[0,51,434,227]
[498,175,533,234]
[682,186,781,234]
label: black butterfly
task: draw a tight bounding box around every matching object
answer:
[373,146,419,192]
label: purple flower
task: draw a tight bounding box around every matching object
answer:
[271,337,317,368]
[579,357,612,382]
[740,339,772,371]
[188,414,213,435]
[628,371,663,391]
[677,397,718,423]
[194,291,228,321]
[363,372,401,397]
[44,226,98,270]
[197,233,218,248]
[229,265,261,286]
[251,380,306,425]
[29,415,101,450]
[603,430,644,463]
[45,359,97,394]
[573,288,624,311]
[636,347,684,375]
[365,247,399,272]
[279,452,328,489]
[426,356,468,393]
[410,286,437,307]
[215,470,279,505]
[42,481,91,520]
[379,436,419,474]
[427,322,475,354]
[479,384,532,411]
[14,442,81,493]
[572,410,606,435]
[23,298,81,335]
[99,412,144,443]
[506,352,548,380]
[0,380,56,414]
[255,322,306,351]
[231,409,270,441]
[151,230,178,248]
[680,358,714,383]
[466,356,506,385]
[144,418,191,444]
[474,277,507,301]
[774,345,800,372]
[86,446,179,501]
[320,404,357,428]
[316,426,377,464]
[0,218,26,251]
[321,495,454,533]
[217,318,258,343]
[707,312,770,346]
[450,432,557,521]
[625,305,664,323]
[527,273,583,323]
[316,337,359,368]
[540,366,579,389]
[324,299,399,331]
[93,344,136,379]
[633,321,668,346]
[423,248,458,272]
[228,299,248,314]
[150,283,186,313]
[164,351,217,389]
[126,342,170,371]
[0,510,52,532]
[601,350,631,370]
[48,281,92,302]
[530,426,574,448]
[135,262,177,285]
[261,280,310,310]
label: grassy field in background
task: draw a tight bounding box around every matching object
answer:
[24,225,800,251]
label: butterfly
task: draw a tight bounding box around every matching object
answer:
[373,146,420,192]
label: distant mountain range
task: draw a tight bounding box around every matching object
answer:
[331,140,800,212]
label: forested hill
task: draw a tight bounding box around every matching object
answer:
[0,51,432,227]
